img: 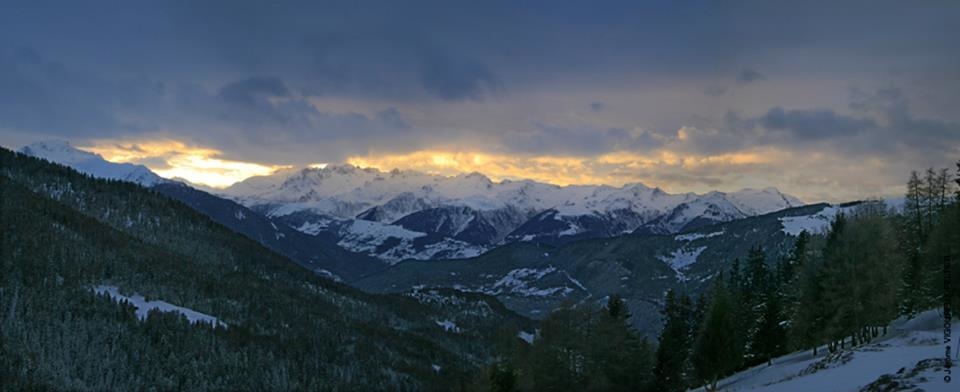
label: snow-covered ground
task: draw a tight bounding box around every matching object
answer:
[693,310,958,391]
[94,285,227,328]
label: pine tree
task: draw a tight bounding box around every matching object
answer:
[899,171,926,316]
[742,246,769,363]
[594,295,654,392]
[489,361,518,392]
[653,290,693,392]
[780,231,810,286]
[692,276,738,391]
[725,258,748,369]
[955,160,960,201]
[751,271,787,364]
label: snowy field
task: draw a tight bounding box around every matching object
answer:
[693,310,958,391]
[94,285,227,329]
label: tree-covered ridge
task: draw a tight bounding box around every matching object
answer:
[0,148,529,390]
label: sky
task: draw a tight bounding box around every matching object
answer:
[1,0,959,202]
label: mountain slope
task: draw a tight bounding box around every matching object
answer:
[18,140,386,281]
[354,203,846,336]
[0,147,530,390]
[151,182,387,281]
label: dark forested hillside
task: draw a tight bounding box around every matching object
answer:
[0,148,530,390]
[151,182,387,282]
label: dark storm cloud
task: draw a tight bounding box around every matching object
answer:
[736,69,766,85]
[218,77,291,105]
[703,85,729,97]
[417,48,502,101]
[0,0,958,169]
[760,107,873,140]
[505,124,663,156]
[679,88,960,158]
[0,46,161,137]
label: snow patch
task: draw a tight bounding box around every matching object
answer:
[658,246,707,281]
[518,331,536,344]
[675,230,724,242]
[485,266,575,297]
[435,319,461,333]
[94,285,226,328]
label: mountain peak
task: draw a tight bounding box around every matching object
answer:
[20,140,165,187]
[20,140,100,165]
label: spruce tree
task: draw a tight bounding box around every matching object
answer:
[653,290,693,392]
[693,276,738,391]
[489,361,518,392]
[751,273,787,364]
[742,246,769,363]
[595,295,654,392]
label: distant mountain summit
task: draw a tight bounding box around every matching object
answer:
[222,164,804,258]
[19,140,165,186]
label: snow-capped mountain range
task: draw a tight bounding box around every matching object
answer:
[18,140,804,263]
[221,163,803,261]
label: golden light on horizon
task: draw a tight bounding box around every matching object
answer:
[82,140,289,188]
[78,138,784,194]
[345,148,776,189]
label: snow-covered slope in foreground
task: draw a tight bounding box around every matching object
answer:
[19,140,164,186]
[696,310,958,392]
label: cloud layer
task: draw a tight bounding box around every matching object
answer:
[1,1,958,201]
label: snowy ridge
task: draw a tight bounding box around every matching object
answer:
[20,141,165,186]
[94,285,226,328]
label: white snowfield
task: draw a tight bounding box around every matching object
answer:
[694,310,958,392]
[94,285,227,329]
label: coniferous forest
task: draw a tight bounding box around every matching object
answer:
[1,147,958,391]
